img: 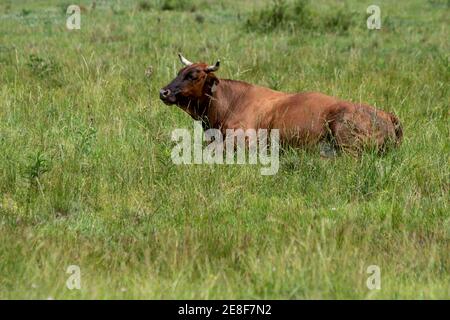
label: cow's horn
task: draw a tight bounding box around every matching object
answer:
[206,60,220,72]
[178,53,193,66]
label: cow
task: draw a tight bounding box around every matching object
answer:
[160,53,402,156]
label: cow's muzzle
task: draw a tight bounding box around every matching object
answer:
[159,88,177,105]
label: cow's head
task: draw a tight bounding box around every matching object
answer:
[159,53,220,106]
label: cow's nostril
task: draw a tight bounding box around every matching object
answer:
[159,89,171,98]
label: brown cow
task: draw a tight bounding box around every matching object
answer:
[160,54,402,155]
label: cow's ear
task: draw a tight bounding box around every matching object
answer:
[205,73,219,93]
[206,72,219,85]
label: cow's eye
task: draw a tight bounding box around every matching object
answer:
[186,73,198,80]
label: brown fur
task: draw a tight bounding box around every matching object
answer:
[160,62,402,154]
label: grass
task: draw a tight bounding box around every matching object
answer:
[0,0,448,299]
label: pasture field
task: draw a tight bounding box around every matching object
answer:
[0,0,448,299]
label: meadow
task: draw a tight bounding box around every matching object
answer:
[0,0,448,299]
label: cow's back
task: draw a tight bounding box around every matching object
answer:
[268,92,339,145]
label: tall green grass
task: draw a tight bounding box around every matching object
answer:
[0,0,448,299]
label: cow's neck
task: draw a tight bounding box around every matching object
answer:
[180,79,250,131]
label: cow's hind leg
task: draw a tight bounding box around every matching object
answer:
[326,103,398,155]
[319,140,338,158]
